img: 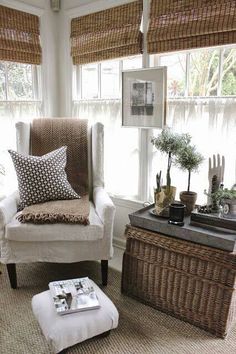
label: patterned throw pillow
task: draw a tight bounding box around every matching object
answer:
[8,146,80,210]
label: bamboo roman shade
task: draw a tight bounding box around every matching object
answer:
[147,0,236,54]
[0,5,41,65]
[71,0,143,65]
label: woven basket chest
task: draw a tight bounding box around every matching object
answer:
[121,224,236,338]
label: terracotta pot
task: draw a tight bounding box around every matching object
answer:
[179,191,197,215]
[154,186,176,217]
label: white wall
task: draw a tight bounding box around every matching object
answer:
[40,1,60,116]
[111,198,143,248]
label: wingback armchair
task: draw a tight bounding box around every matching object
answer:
[0,119,115,288]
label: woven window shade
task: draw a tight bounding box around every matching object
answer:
[147,0,236,54]
[0,5,42,65]
[71,0,143,65]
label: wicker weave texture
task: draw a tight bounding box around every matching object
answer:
[0,5,41,64]
[147,0,236,54]
[71,0,143,65]
[122,225,236,338]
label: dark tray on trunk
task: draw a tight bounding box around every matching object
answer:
[129,204,236,252]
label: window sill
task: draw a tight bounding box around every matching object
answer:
[110,195,144,210]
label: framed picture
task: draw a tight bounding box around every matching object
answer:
[122,67,167,128]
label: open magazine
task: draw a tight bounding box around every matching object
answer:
[49,277,100,315]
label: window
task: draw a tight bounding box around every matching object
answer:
[222,49,236,96]
[0,61,42,195]
[150,46,236,204]
[0,61,41,102]
[189,49,219,97]
[155,47,236,98]
[73,56,142,200]
[73,47,236,204]
[81,63,99,99]
[159,54,186,97]
[74,56,142,101]
[101,61,120,99]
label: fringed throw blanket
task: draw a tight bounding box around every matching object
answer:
[19,118,90,225]
[18,195,90,225]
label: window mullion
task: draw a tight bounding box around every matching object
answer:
[4,62,9,100]
[98,63,101,99]
[79,66,83,99]
[138,0,151,202]
[119,60,123,99]
[77,66,82,100]
[32,65,39,100]
[185,52,190,97]
[139,128,150,200]
[218,48,224,96]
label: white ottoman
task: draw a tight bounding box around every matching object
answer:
[32,281,119,353]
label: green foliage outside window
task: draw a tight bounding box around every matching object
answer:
[160,47,236,97]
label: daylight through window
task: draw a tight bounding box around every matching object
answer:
[73,46,236,203]
[0,61,42,195]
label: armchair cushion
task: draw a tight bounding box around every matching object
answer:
[8,146,79,210]
[5,202,103,242]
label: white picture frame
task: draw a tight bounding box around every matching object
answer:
[122,67,167,128]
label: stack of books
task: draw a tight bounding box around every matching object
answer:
[190,211,236,233]
[49,277,100,315]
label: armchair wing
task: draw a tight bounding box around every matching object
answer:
[93,186,116,239]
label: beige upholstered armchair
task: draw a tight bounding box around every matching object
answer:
[0,119,115,288]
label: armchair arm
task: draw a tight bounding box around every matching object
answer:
[0,191,18,230]
[93,187,115,238]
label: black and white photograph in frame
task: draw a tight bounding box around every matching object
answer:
[122,67,167,128]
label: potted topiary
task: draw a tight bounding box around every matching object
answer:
[151,128,190,216]
[175,144,204,214]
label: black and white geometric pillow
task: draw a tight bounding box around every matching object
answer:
[8,146,80,210]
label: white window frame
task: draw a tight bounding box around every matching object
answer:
[155,45,236,100]
[73,45,236,203]
[0,62,42,103]
[74,59,127,101]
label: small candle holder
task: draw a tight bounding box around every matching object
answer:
[168,203,185,226]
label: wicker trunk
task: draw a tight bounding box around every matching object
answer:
[121,224,236,338]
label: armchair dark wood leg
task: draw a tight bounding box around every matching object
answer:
[101,260,108,286]
[6,263,17,289]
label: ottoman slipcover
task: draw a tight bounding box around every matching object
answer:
[32,280,119,353]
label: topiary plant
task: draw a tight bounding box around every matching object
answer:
[210,188,236,202]
[151,128,190,189]
[175,144,204,192]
